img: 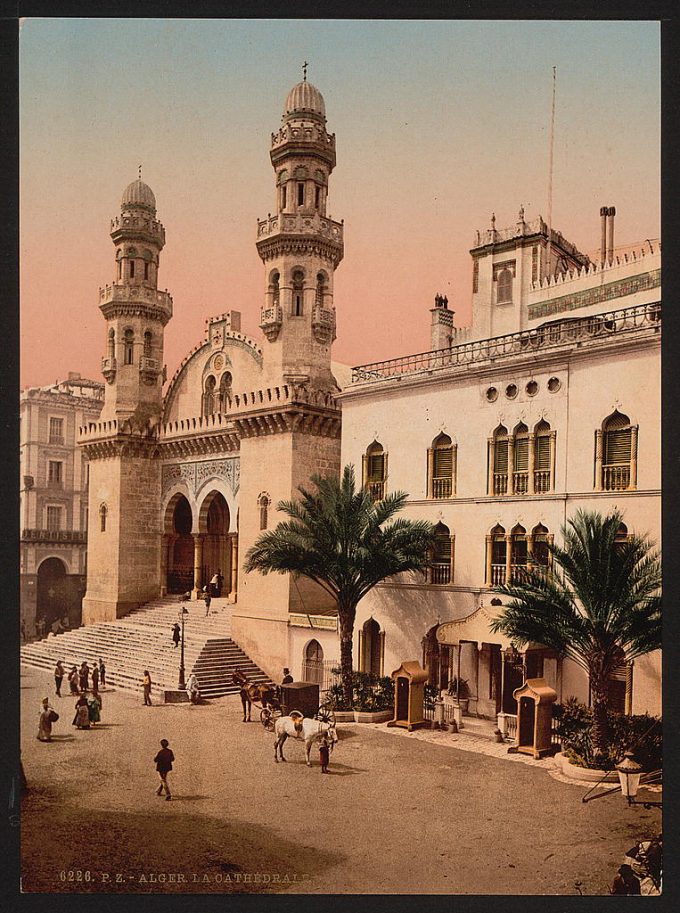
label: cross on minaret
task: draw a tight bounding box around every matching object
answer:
[138,164,142,180]
[303,61,308,81]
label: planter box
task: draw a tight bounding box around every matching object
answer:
[555,751,619,783]
[353,709,393,724]
[332,710,355,723]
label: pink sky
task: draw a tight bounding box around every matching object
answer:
[20,19,660,389]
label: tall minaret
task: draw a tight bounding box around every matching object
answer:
[256,72,344,391]
[99,176,172,424]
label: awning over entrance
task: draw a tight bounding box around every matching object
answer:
[435,605,515,649]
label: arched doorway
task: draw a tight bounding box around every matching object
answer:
[166,495,194,594]
[422,624,450,690]
[36,558,69,631]
[199,491,231,596]
[360,618,383,676]
[302,639,324,685]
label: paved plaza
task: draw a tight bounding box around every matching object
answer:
[20,665,660,895]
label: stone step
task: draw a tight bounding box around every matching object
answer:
[457,716,499,741]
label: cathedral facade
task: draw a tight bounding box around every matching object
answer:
[80,79,344,680]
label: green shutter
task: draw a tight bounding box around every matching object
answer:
[605,429,631,464]
[494,438,508,472]
[433,446,453,478]
[514,436,529,471]
[535,434,551,470]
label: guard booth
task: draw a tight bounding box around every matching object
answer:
[512,677,558,758]
[387,661,428,731]
[280,682,319,718]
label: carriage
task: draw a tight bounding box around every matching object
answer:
[232,671,336,730]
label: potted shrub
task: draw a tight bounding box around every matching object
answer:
[324,677,355,722]
[352,672,394,723]
[444,677,470,714]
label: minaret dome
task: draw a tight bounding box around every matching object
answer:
[121,179,157,214]
[283,80,326,121]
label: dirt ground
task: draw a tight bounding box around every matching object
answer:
[19,665,660,895]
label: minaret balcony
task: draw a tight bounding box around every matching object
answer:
[110,215,165,246]
[312,305,336,345]
[140,356,161,385]
[260,304,283,342]
[257,212,344,245]
[101,356,117,384]
[98,284,173,323]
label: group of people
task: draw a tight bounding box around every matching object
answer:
[36,658,107,740]
[60,658,106,697]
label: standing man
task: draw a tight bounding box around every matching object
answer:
[99,658,106,690]
[210,571,219,597]
[172,623,181,648]
[142,670,153,706]
[91,661,99,695]
[216,570,224,597]
[282,668,293,685]
[203,587,211,617]
[154,739,174,800]
[54,661,65,697]
[79,661,90,693]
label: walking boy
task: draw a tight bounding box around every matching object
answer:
[319,735,330,773]
[154,739,174,800]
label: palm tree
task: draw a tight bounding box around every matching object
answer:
[489,509,660,759]
[245,464,437,704]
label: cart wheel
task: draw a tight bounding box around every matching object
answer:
[316,704,336,726]
[260,708,275,731]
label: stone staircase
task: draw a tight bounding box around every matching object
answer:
[20,596,272,700]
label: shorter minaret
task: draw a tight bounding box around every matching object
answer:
[99,176,172,425]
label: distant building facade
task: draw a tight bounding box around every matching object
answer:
[20,373,104,638]
[341,207,661,717]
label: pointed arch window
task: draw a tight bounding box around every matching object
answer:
[292,270,304,316]
[597,411,638,491]
[489,425,509,495]
[270,271,280,308]
[123,329,134,365]
[99,504,108,533]
[489,421,555,496]
[510,524,528,583]
[497,268,513,304]
[487,524,507,586]
[143,331,152,358]
[258,492,271,531]
[428,433,456,499]
[358,618,384,675]
[202,375,217,417]
[363,441,387,501]
[108,328,116,360]
[422,624,450,690]
[530,523,552,577]
[428,522,454,585]
[315,272,327,308]
[219,372,232,410]
[534,419,554,493]
[512,423,529,494]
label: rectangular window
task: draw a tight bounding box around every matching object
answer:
[472,259,479,294]
[281,185,287,209]
[46,506,62,531]
[144,261,149,280]
[367,453,385,481]
[315,186,321,209]
[129,260,135,279]
[514,437,529,471]
[433,447,453,479]
[532,245,539,282]
[494,438,508,473]
[49,417,64,444]
[297,182,305,206]
[48,461,63,485]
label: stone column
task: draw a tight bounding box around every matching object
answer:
[160,534,169,597]
[485,534,493,585]
[507,436,515,495]
[452,444,458,496]
[192,534,204,597]
[549,430,557,492]
[594,429,603,491]
[630,426,638,489]
[487,439,494,496]
[229,534,239,600]
[427,448,434,498]
[527,433,536,495]
[504,534,513,585]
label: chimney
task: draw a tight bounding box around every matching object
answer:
[430,294,453,351]
[606,206,616,263]
[599,206,608,263]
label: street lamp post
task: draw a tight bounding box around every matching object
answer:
[616,750,662,810]
[178,607,189,689]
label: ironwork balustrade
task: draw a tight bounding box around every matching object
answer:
[351,302,661,384]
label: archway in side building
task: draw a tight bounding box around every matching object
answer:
[198,491,231,597]
[302,639,325,685]
[165,494,195,594]
[360,618,383,676]
[36,557,73,632]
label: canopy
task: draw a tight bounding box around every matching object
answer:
[435,605,515,649]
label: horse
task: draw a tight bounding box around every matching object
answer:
[273,714,338,766]
[232,669,278,717]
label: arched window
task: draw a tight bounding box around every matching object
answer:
[509,524,527,583]
[123,329,134,365]
[219,372,232,409]
[363,441,387,500]
[302,639,325,685]
[257,492,271,531]
[315,272,327,308]
[143,331,152,358]
[202,375,217,417]
[117,259,122,279]
[315,186,321,209]
[422,624,450,690]
[144,261,150,280]
[270,271,280,307]
[129,259,135,279]
[497,268,513,303]
[428,433,455,499]
[531,523,551,576]
[108,328,115,360]
[359,618,383,675]
[534,420,553,493]
[292,270,304,316]
[599,411,637,491]
[428,522,453,585]
[490,425,509,495]
[99,504,108,533]
[487,524,506,586]
[297,182,305,207]
[513,423,529,494]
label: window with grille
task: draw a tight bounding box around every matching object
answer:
[143,331,152,357]
[497,268,513,303]
[364,442,387,500]
[534,421,553,492]
[601,411,635,491]
[430,433,454,498]
[429,523,452,584]
[368,452,384,480]
[46,506,62,531]
[49,417,64,444]
[603,661,632,714]
[124,329,134,365]
[297,182,305,206]
[48,461,62,485]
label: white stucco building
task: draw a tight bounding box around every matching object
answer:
[340,208,661,719]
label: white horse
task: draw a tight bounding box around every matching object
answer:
[273,713,338,765]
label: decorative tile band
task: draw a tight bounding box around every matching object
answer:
[528,270,660,320]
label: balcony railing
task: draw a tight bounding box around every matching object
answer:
[22,528,87,543]
[534,470,551,492]
[352,302,661,384]
[510,564,529,584]
[432,477,452,499]
[603,463,631,491]
[513,471,529,494]
[428,564,452,585]
[493,472,508,495]
[490,564,506,586]
[367,480,385,501]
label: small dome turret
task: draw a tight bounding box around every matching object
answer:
[121,179,157,214]
[283,80,326,120]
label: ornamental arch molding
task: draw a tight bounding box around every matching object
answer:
[196,478,238,534]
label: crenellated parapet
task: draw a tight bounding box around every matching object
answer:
[99,283,173,325]
[110,214,165,247]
